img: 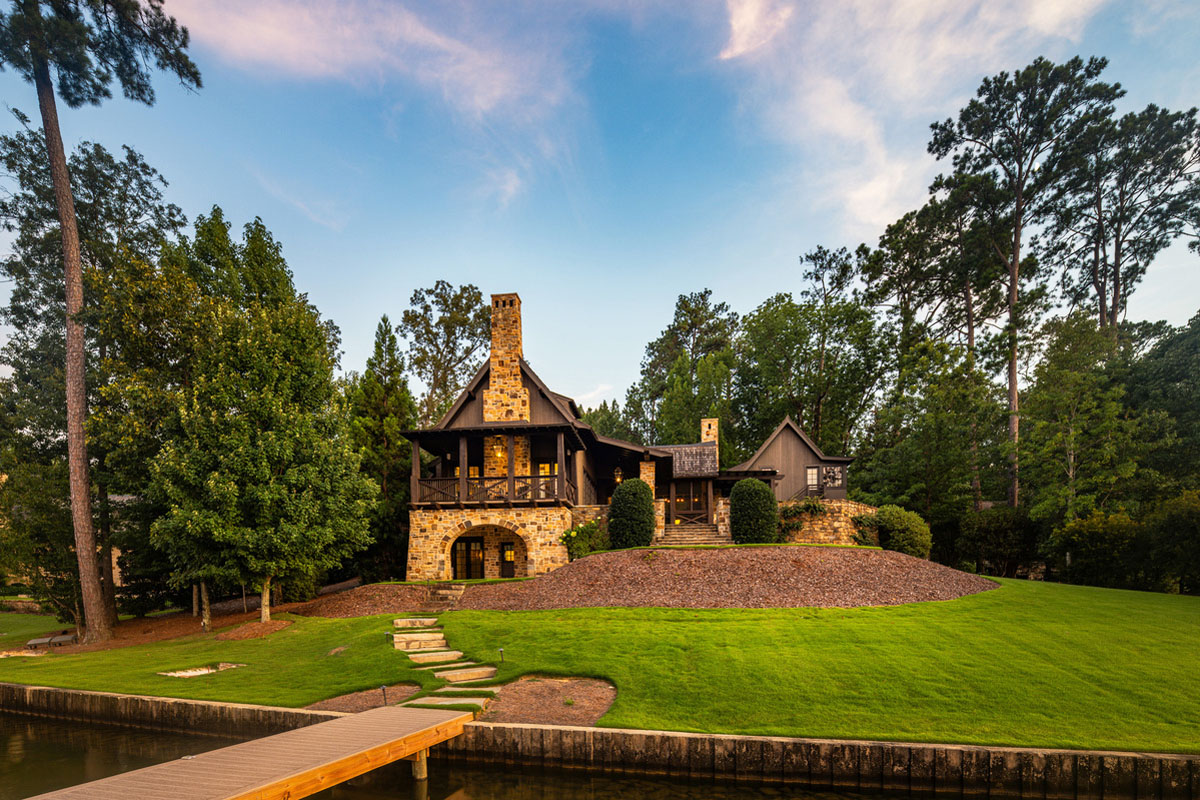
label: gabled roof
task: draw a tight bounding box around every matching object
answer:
[653,441,719,477]
[433,358,579,430]
[731,415,853,472]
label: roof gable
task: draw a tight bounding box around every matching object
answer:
[434,359,580,430]
[732,416,852,471]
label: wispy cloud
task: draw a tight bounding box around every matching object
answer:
[719,0,794,60]
[575,383,614,405]
[719,0,1111,237]
[248,166,349,231]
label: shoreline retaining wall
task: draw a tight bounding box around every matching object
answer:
[0,682,342,738]
[437,722,1197,800]
[2,684,1195,799]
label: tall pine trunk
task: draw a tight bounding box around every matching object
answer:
[200,581,211,631]
[1006,199,1023,508]
[32,53,111,644]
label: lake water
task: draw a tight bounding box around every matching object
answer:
[0,712,871,799]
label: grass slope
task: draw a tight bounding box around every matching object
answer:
[0,581,1195,753]
[0,613,439,707]
[443,579,1200,754]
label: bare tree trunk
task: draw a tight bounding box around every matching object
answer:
[32,51,110,644]
[964,282,983,511]
[260,577,272,623]
[200,581,211,632]
[96,481,118,627]
[191,584,199,617]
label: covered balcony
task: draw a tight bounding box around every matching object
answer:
[406,423,581,508]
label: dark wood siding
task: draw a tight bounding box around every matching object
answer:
[745,427,831,501]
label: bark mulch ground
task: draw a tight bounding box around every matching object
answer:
[457,547,997,610]
[214,619,292,640]
[478,676,616,726]
[291,584,434,618]
[305,683,419,713]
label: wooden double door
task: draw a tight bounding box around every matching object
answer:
[452,537,484,580]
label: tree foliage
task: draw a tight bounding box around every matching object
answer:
[401,281,490,425]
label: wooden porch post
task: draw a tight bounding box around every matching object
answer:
[458,436,468,502]
[669,481,676,526]
[507,434,515,501]
[556,431,566,501]
[707,480,714,524]
[410,439,420,503]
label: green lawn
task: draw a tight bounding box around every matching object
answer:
[442,579,1200,754]
[0,580,1196,754]
[0,613,443,707]
[0,613,68,645]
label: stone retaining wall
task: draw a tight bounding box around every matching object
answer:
[781,498,877,545]
[0,683,342,738]
[437,722,1197,800]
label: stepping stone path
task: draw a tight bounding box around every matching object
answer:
[391,617,498,710]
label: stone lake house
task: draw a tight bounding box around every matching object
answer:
[404,293,865,581]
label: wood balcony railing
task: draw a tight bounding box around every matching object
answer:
[415,474,578,506]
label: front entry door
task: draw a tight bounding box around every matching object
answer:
[671,479,710,525]
[452,537,484,580]
[500,542,515,578]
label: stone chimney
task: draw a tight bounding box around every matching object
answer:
[483,293,529,423]
[701,417,719,461]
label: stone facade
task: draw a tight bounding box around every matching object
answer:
[482,293,529,422]
[408,507,571,580]
[571,505,608,528]
[701,417,719,459]
[715,496,731,538]
[781,498,877,545]
[483,434,531,477]
[638,460,656,495]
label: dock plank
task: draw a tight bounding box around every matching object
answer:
[30,706,472,800]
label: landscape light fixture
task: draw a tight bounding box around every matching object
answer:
[499,647,505,662]
[613,467,623,484]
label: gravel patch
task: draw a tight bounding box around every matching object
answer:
[478,676,615,726]
[292,584,433,618]
[456,547,997,610]
[214,620,291,640]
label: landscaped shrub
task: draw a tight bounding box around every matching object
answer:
[851,512,881,547]
[608,478,656,549]
[559,519,610,561]
[869,505,932,559]
[730,478,779,544]
[958,506,1041,577]
[1047,511,1140,589]
[1147,491,1200,595]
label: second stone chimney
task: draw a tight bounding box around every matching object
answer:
[701,417,719,461]
[483,293,529,422]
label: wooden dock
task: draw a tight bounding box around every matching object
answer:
[31,705,473,800]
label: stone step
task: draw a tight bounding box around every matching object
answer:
[659,539,732,546]
[394,637,447,651]
[393,617,439,628]
[393,631,445,642]
[408,650,463,664]
[404,696,492,708]
[434,684,497,694]
[413,661,475,671]
[435,665,497,683]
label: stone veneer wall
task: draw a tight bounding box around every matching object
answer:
[715,496,731,538]
[483,434,531,477]
[782,498,877,545]
[482,293,529,422]
[638,461,656,494]
[408,507,571,580]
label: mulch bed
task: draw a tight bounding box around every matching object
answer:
[456,547,997,610]
[305,683,419,713]
[478,676,616,726]
[291,584,433,618]
[214,619,292,640]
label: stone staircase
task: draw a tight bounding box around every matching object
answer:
[656,523,731,546]
[391,616,497,711]
[410,583,466,614]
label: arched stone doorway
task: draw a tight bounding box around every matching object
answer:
[446,525,530,580]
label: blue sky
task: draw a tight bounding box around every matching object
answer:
[2,0,1198,406]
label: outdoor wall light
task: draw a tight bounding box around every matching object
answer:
[613,467,623,484]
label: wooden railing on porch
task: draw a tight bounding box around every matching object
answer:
[416,475,577,506]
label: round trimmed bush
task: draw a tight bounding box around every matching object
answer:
[874,505,932,559]
[730,478,779,544]
[608,478,655,549]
